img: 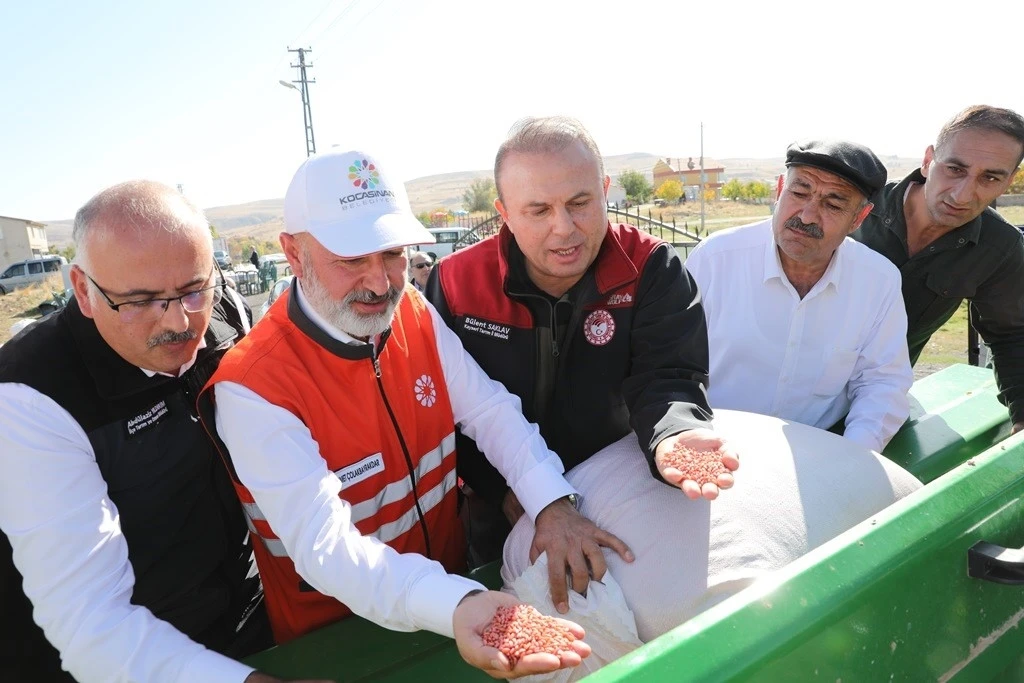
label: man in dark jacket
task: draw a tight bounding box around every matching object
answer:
[427,116,739,570]
[0,181,320,683]
[850,105,1024,433]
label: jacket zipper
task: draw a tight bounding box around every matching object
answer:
[372,352,432,558]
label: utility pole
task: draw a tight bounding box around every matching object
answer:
[286,47,317,157]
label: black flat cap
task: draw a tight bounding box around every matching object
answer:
[785,139,887,198]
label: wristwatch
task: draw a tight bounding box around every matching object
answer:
[566,493,581,510]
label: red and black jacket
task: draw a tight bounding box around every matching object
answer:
[427,223,713,503]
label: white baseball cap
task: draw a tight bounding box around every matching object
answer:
[283,148,435,257]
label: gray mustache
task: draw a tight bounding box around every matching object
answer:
[148,329,199,348]
[347,286,401,306]
[783,216,824,239]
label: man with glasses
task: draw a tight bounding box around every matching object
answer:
[0,181,316,683]
[408,251,434,292]
[685,140,913,451]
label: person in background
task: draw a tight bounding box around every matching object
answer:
[686,140,912,452]
[409,251,434,292]
[250,246,261,269]
[850,105,1024,434]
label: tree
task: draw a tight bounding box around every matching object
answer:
[209,223,219,238]
[55,244,76,262]
[655,180,683,203]
[416,211,432,229]
[745,181,772,203]
[721,178,744,201]
[463,178,497,213]
[1007,165,1024,195]
[618,169,653,204]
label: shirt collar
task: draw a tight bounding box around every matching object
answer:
[763,220,845,294]
[140,337,207,378]
[888,169,983,246]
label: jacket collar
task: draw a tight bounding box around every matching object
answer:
[285,281,390,361]
[878,168,983,246]
[497,222,641,297]
[68,297,238,401]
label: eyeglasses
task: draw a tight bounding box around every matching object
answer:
[86,267,224,323]
[413,262,433,270]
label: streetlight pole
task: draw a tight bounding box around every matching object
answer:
[281,47,317,157]
[699,122,705,236]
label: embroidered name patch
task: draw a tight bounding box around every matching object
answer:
[462,316,511,341]
[125,400,170,437]
[605,292,633,306]
[336,453,386,487]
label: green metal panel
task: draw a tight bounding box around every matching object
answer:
[244,564,500,682]
[585,435,1024,682]
[245,364,1019,682]
[884,364,1010,483]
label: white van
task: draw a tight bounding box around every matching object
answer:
[0,256,68,295]
[408,228,473,261]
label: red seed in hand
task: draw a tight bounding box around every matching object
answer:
[481,604,576,666]
[661,444,729,486]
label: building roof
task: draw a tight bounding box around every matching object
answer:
[0,215,47,228]
[653,158,726,174]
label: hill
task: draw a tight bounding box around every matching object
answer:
[41,153,924,245]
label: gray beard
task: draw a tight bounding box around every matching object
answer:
[300,268,403,340]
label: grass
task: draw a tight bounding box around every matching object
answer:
[916,302,969,369]
[997,205,1024,226]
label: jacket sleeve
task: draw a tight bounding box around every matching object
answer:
[623,244,714,478]
[971,230,1024,424]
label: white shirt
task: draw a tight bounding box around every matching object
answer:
[213,282,577,640]
[685,219,912,452]
[0,358,253,683]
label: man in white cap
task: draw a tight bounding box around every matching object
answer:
[202,148,627,677]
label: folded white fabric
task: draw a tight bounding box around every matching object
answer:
[500,551,643,683]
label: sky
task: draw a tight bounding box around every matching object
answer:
[2,0,1022,221]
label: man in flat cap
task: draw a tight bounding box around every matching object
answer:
[685,140,913,452]
[850,105,1024,435]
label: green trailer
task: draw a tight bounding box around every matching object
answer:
[246,364,1024,681]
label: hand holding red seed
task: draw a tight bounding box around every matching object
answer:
[453,589,590,679]
[482,604,578,667]
[655,429,739,500]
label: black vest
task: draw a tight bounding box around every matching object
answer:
[0,299,257,681]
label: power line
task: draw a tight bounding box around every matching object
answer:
[315,0,388,59]
[291,0,342,46]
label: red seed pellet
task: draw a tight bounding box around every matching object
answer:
[661,444,729,486]
[482,604,576,666]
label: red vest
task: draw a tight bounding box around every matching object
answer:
[205,286,465,643]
